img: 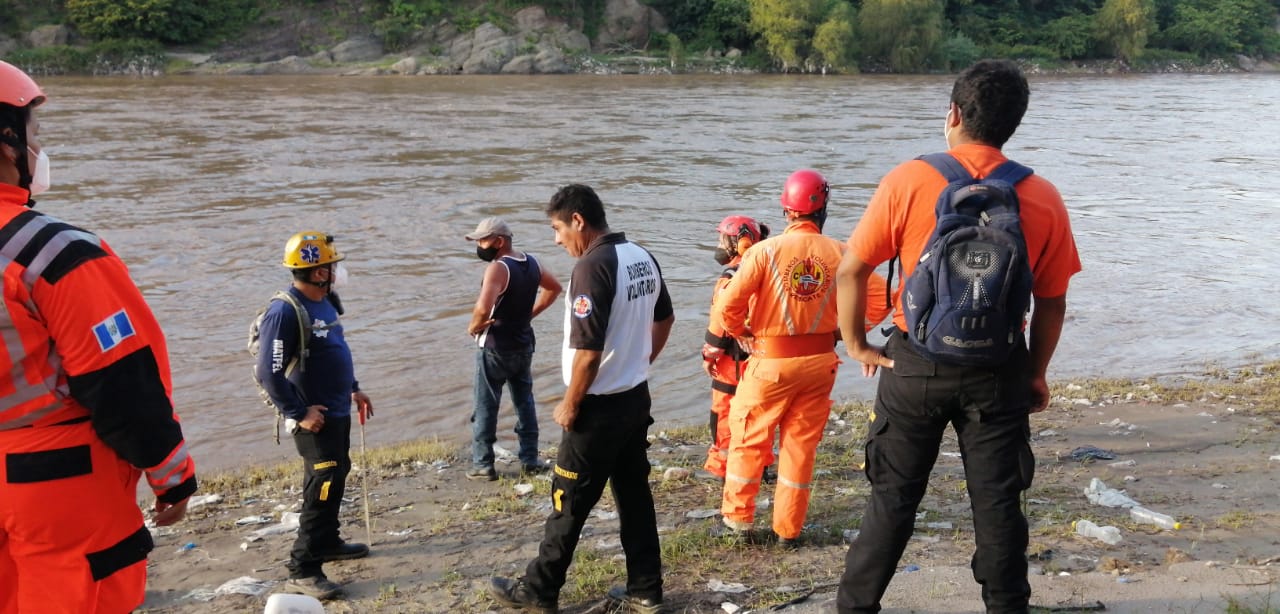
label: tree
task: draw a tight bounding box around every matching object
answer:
[812,2,858,72]
[748,0,826,70]
[1153,0,1280,56]
[66,0,253,44]
[1095,0,1156,62]
[857,0,945,72]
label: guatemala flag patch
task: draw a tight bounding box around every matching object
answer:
[93,309,136,352]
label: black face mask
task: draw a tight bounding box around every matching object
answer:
[713,248,732,266]
[476,245,500,262]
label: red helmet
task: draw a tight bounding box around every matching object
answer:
[0,61,45,109]
[716,215,764,243]
[780,169,830,214]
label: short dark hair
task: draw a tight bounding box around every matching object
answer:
[546,184,608,229]
[950,59,1029,148]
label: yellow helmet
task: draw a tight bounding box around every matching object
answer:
[282,231,343,269]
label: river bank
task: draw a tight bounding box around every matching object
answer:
[140,371,1280,612]
[6,3,1277,78]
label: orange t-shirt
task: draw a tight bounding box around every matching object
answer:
[849,143,1081,332]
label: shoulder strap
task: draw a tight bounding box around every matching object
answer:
[917,152,973,184]
[720,264,738,279]
[986,159,1034,185]
[272,290,310,373]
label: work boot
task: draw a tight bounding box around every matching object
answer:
[285,575,344,600]
[521,460,551,476]
[467,466,499,481]
[317,541,369,562]
[606,586,664,614]
[488,576,558,613]
[775,534,800,550]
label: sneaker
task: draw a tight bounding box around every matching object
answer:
[317,541,369,562]
[606,586,663,614]
[521,460,550,476]
[285,575,344,600]
[467,466,498,481]
[488,576,557,613]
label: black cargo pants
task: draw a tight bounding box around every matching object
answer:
[524,382,663,601]
[288,415,351,578]
[837,331,1035,614]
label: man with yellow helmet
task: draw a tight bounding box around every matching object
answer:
[257,231,373,600]
[0,60,198,612]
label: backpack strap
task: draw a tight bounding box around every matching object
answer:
[918,152,973,184]
[887,153,978,311]
[986,159,1034,185]
[272,290,310,374]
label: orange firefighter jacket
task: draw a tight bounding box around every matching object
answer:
[0,183,196,503]
[715,220,846,350]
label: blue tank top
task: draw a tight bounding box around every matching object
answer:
[482,253,540,352]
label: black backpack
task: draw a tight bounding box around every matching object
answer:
[898,153,1034,366]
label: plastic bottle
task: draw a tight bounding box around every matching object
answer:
[1073,519,1122,545]
[1129,506,1181,530]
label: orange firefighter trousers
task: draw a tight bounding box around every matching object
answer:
[0,421,150,613]
[721,351,839,540]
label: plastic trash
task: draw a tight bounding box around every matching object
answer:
[707,579,751,594]
[1074,519,1122,545]
[1129,506,1180,530]
[1070,446,1116,462]
[1084,478,1140,508]
[264,592,325,614]
[903,564,921,572]
[177,542,197,553]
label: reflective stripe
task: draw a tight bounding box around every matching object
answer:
[319,480,331,501]
[313,460,337,471]
[21,228,101,287]
[778,475,811,491]
[763,247,798,335]
[0,213,86,429]
[805,279,837,334]
[0,271,67,428]
[146,445,191,490]
[725,471,759,486]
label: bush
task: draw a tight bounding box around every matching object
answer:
[935,32,981,71]
[66,0,255,45]
[2,39,166,75]
[1037,13,1098,59]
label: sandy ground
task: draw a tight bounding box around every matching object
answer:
[138,396,1280,613]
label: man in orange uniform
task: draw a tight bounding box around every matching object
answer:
[0,61,197,613]
[701,215,769,479]
[713,170,889,547]
[835,60,1081,613]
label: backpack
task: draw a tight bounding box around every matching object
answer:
[248,291,310,442]
[898,152,1034,366]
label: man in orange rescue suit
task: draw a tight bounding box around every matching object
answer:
[712,170,890,547]
[0,60,198,613]
[701,215,771,479]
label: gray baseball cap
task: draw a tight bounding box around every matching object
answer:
[464,217,512,241]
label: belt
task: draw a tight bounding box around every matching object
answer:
[751,333,835,359]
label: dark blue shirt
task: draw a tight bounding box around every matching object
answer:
[254,286,355,420]
[479,253,541,352]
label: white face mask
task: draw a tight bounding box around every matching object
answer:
[943,107,954,146]
[331,262,349,290]
[27,147,50,196]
